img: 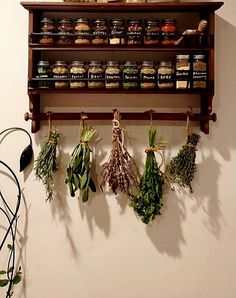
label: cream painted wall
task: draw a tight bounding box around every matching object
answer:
[1,1,236,298]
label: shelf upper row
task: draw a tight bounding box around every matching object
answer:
[21,2,224,13]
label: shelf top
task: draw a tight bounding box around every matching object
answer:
[21,1,224,13]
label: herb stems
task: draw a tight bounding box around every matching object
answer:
[34,129,60,201]
[100,110,139,197]
[130,127,165,224]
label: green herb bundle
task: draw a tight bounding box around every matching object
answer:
[130,127,165,224]
[169,132,200,193]
[65,126,96,202]
[100,113,139,197]
[34,129,60,201]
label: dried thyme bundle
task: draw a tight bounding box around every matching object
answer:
[65,123,96,202]
[130,127,165,224]
[169,132,200,193]
[100,110,139,197]
[34,129,60,201]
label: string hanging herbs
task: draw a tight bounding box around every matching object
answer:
[130,126,166,224]
[65,114,96,202]
[34,114,60,201]
[169,115,200,193]
[100,110,139,198]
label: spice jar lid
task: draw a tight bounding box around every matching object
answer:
[111,19,125,25]
[124,61,138,67]
[93,19,107,24]
[128,19,142,24]
[106,61,119,66]
[75,18,89,23]
[193,54,206,60]
[89,61,103,66]
[141,61,155,67]
[71,61,85,66]
[159,61,173,67]
[37,60,50,66]
[176,55,190,60]
[161,18,177,24]
[54,61,68,66]
[59,18,72,24]
[40,18,55,24]
[145,18,160,25]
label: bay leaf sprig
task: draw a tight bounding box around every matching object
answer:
[65,126,96,202]
[130,127,165,224]
[169,132,200,193]
[34,129,60,201]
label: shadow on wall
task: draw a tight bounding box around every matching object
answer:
[146,190,186,258]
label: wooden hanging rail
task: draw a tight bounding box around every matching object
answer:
[24,111,216,127]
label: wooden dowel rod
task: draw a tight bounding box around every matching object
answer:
[24,112,217,122]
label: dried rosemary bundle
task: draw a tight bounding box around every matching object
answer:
[100,111,139,197]
[34,129,60,201]
[130,127,165,224]
[65,125,96,202]
[169,132,200,193]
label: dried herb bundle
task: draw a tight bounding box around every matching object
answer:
[65,126,96,202]
[100,111,138,197]
[169,132,200,193]
[130,127,165,224]
[34,129,60,201]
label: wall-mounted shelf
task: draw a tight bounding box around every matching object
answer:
[21,1,224,134]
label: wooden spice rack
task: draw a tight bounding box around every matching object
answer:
[21,1,223,134]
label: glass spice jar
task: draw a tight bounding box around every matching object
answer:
[109,19,125,45]
[52,61,69,89]
[70,61,87,89]
[105,61,121,89]
[39,18,55,44]
[74,18,90,45]
[57,18,73,45]
[127,19,143,45]
[161,18,177,45]
[92,19,108,45]
[36,61,52,88]
[123,61,139,89]
[140,61,156,89]
[88,61,104,89]
[176,55,191,89]
[157,61,174,89]
[192,54,208,89]
[144,19,160,45]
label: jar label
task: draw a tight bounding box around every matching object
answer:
[175,70,190,80]
[124,74,138,80]
[146,32,160,38]
[71,73,86,79]
[162,32,175,40]
[127,31,142,39]
[111,30,124,36]
[93,31,107,36]
[106,74,121,80]
[75,31,90,36]
[193,71,207,80]
[141,74,156,81]
[158,73,174,83]
[53,74,68,79]
[88,73,104,80]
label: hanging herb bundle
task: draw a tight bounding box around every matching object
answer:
[34,127,60,201]
[130,127,165,224]
[65,117,96,202]
[100,110,139,197]
[169,132,200,193]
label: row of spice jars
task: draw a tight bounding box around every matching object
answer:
[39,17,177,45]
[36,55,208,90]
